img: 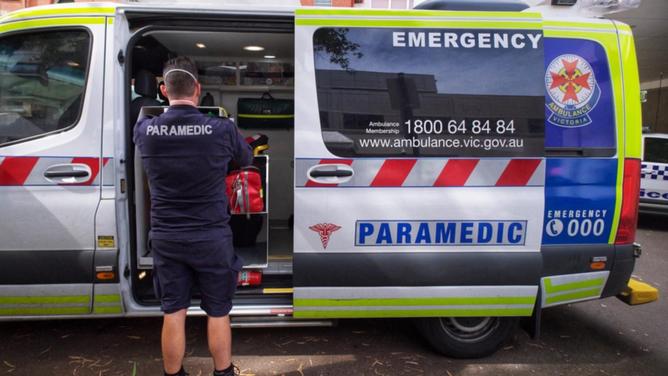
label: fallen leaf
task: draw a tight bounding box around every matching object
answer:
[38,347,52,356]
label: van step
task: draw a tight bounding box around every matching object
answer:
[231,317,334,328]
[262,287,293,294]
[235,287,293,295]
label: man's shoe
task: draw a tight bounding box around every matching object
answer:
[213,364,239,376]
[165,366,188,376]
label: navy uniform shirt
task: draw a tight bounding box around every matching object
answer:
[134,105,252,241]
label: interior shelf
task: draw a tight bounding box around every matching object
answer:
[237,242,268,269]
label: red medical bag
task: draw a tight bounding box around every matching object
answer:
[226,166,264,214]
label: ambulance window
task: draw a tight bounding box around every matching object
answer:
[312,27,546,158]
[0,29,90,147]
[543,38,616,154]
[644,137,668,164]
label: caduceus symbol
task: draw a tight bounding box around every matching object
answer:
[309,223,342,249]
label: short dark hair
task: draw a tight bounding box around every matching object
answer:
[162,56,199,99]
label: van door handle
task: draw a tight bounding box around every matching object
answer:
[43,164,91,184]
[309,169,353,178]
[44,170,89,178]
[307,164,354,184]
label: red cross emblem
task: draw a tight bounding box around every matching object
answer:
[549,58,592,104]
[309,223,341,249]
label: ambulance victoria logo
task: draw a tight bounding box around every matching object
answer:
[545,54,600,128]
[309,223,341,250]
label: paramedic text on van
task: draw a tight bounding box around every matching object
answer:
[392,31,542,49]
[356,220,527,247]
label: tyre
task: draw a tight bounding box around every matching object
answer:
[415,316,519,358]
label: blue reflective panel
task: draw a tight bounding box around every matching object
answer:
[542,158,617,244]
[544,38,615,149]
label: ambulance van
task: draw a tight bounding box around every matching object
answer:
[0,0,658,358]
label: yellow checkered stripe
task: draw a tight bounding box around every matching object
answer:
[294,296,536,319]
[0,295,90,316]
[0,6,114,24]
[0,291,122,316]
[93,293,123,315]
[294,286,538,319]
[296,8,542,29]
[541,271,609,307]
[0,17,106,33]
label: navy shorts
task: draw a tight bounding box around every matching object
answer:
[151,237,242,317]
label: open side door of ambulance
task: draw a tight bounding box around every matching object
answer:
[293,8,547,327]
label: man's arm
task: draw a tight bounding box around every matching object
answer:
[133,117,148,147]
[229,122,253,167]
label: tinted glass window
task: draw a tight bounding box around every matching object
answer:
[543,38,616,153]
[0,30,90,147]
[313,27,545,157]
[644,137,668,164]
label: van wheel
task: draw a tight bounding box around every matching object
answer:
[415,316,518,358]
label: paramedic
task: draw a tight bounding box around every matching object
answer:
[134,56,252,376]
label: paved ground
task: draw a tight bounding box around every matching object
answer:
[1,215,667,376]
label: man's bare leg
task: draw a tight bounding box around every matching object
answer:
[208,315,233,371]
[162,309,188,374]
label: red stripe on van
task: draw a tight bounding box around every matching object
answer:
[305,159,353,187]
[0,157,39,185]
[71,157,101,185]
[433,159,479,187]
[495,159,541,186]
[371,159,417,187]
